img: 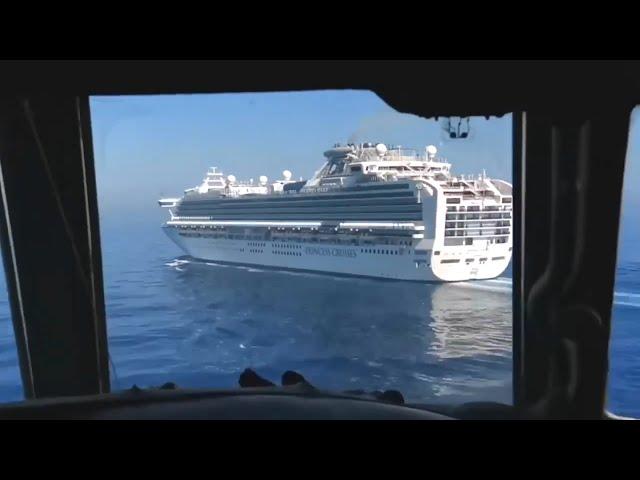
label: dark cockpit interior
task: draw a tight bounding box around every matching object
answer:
[0,60,638,420]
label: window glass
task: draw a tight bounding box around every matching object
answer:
[89,91,514,405]
[608,106,640,418]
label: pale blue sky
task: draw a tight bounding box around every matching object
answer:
[89,91,639,260]
[89,91,512,220]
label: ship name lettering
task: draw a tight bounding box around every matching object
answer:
[304,247,356,258]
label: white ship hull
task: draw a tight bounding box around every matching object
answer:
[163,226,511,282]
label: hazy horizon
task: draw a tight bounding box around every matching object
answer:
[90,91,512,224]
[89,91,639,261]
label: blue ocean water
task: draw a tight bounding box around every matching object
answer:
[0,219,637,417]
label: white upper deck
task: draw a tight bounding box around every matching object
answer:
[159,142,511,205]
[302,143,452,190]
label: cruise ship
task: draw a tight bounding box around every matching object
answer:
[159,143,513,282]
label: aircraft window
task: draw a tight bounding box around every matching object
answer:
[0,90,514,410]
[0,273,19,402]
[608,106,640,419]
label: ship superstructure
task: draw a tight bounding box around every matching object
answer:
[159,143,512,282]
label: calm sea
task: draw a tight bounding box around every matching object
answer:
[0,219,637,417]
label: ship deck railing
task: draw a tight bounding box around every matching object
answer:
[167,219,424,231]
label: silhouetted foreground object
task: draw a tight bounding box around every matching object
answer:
[239,368,276,388]
[237,368,405,406]
[343,389,404,405]
[376,390,405,405]
[282,370,313,387]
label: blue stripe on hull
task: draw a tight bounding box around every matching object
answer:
[180,189,416,206]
